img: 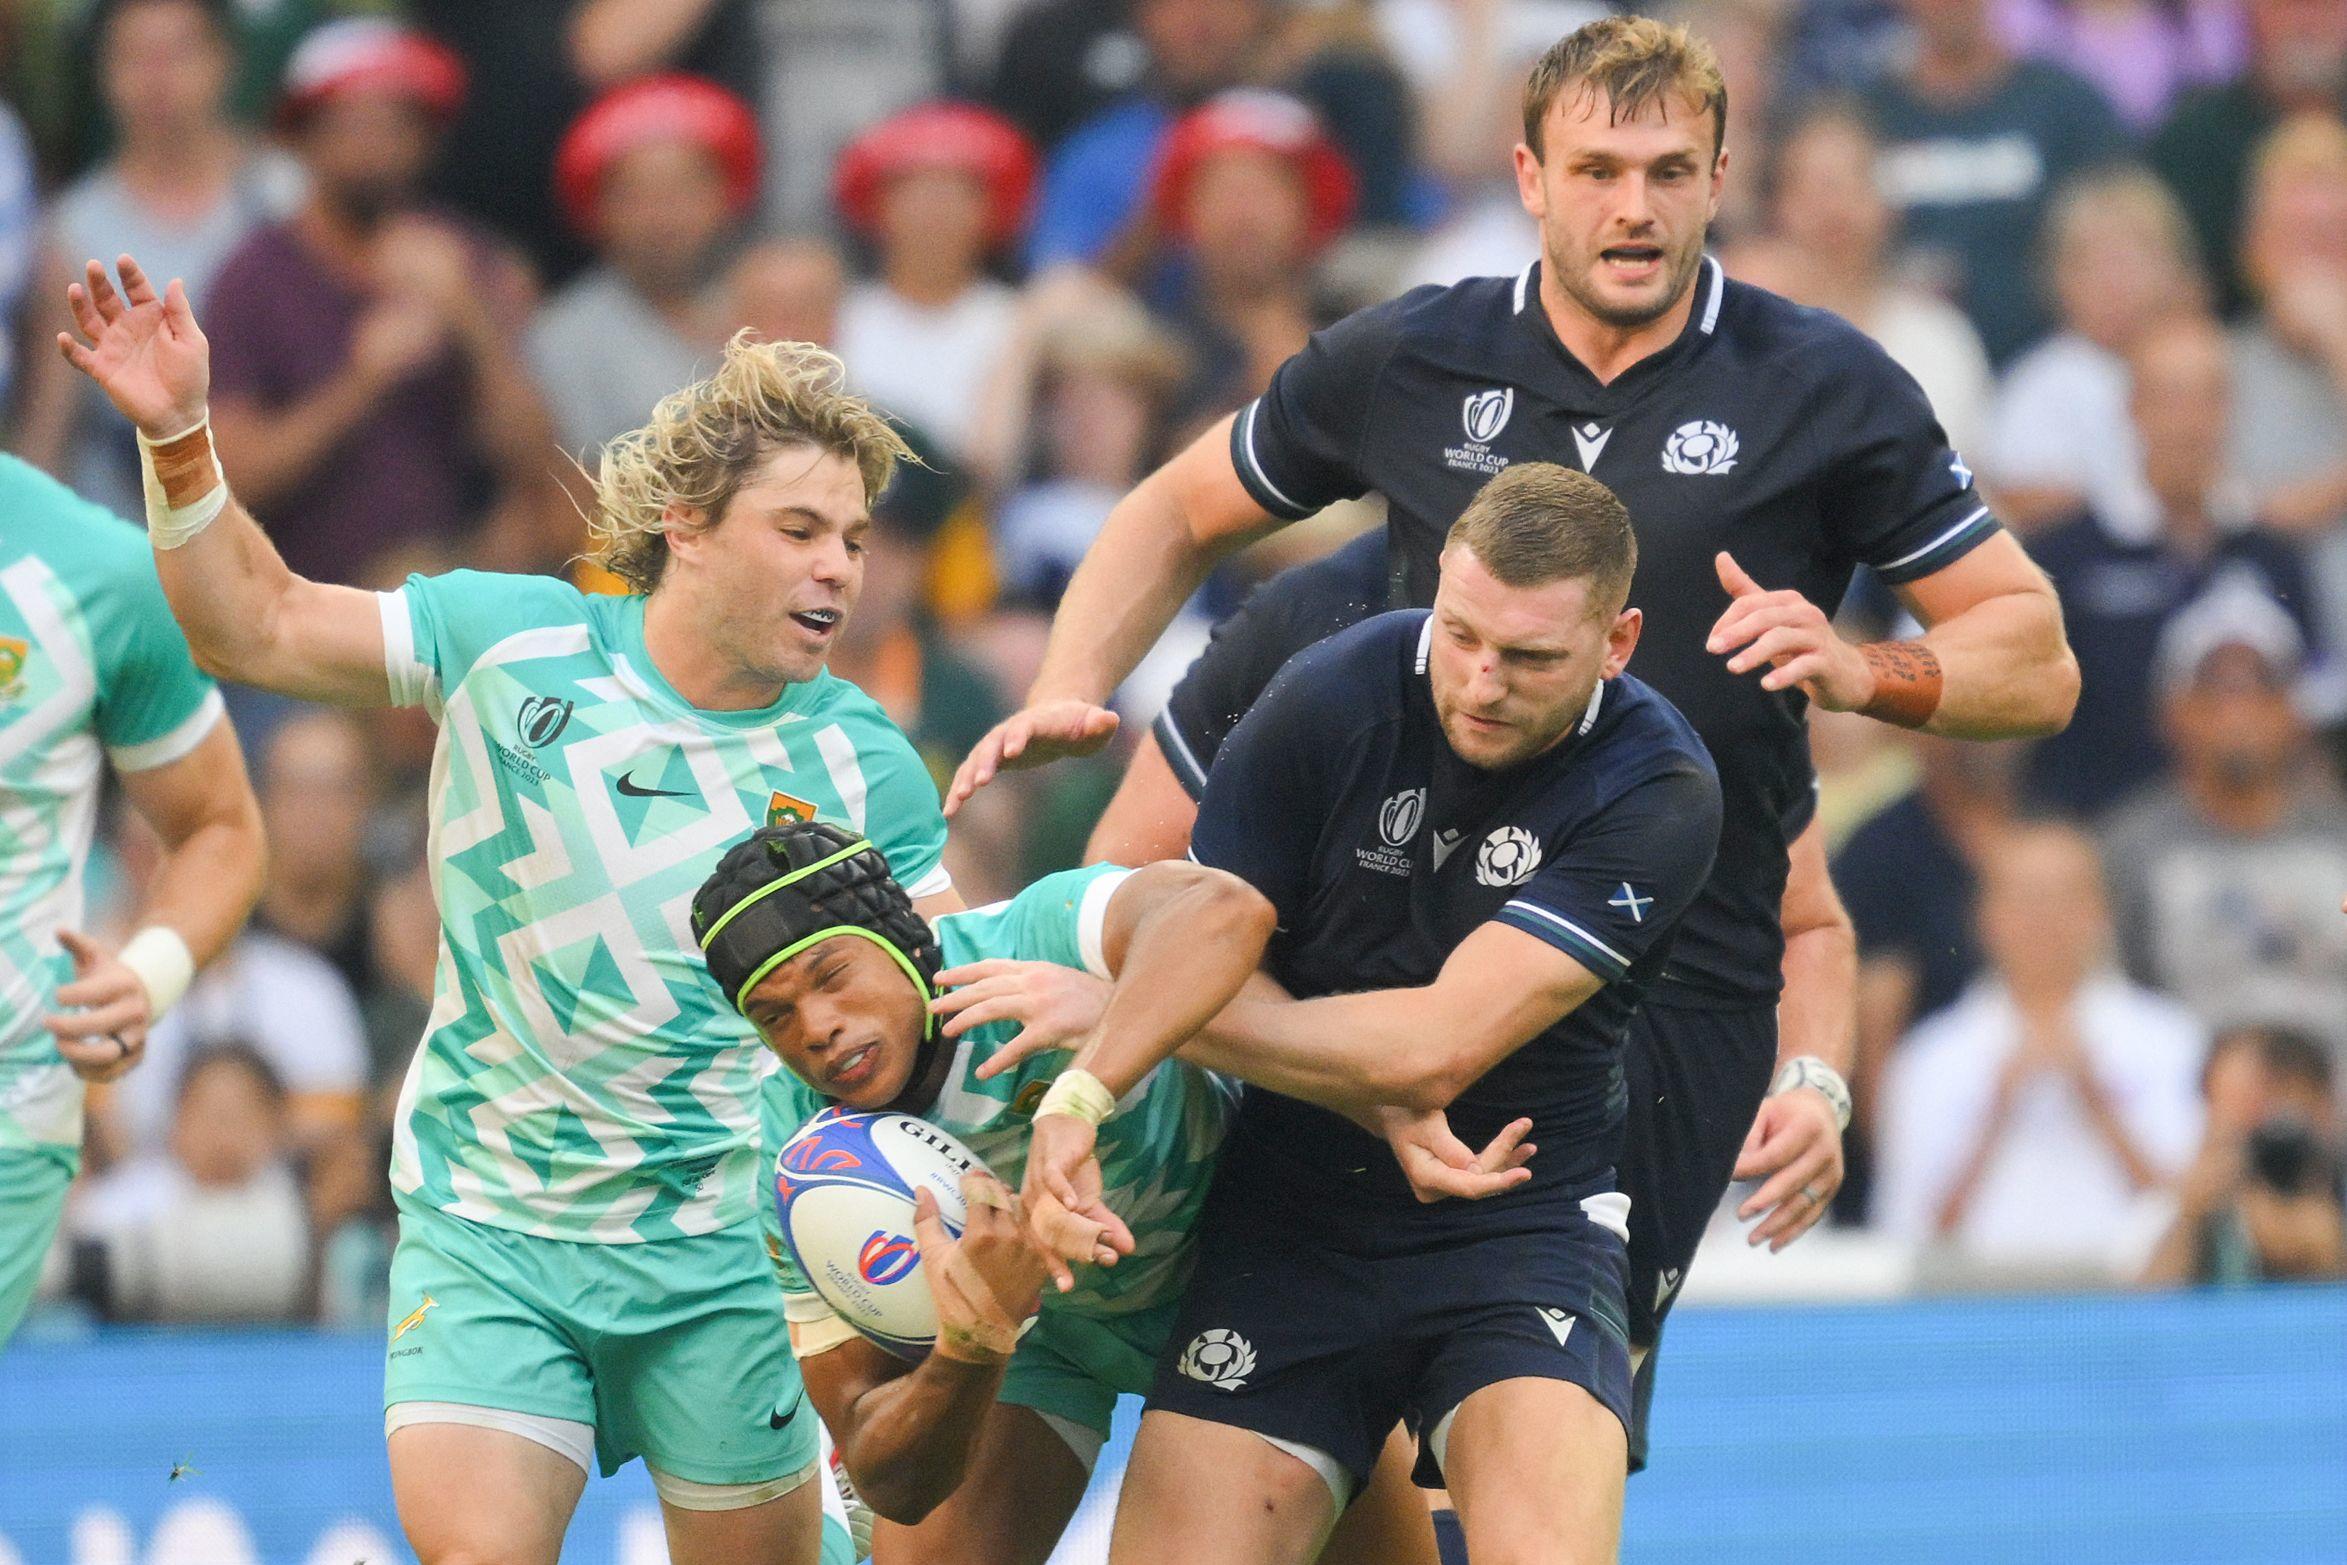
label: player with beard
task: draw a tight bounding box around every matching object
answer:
[1017,463,1721,1564]
[947,11,2079,1501]
[63,259,951,1565]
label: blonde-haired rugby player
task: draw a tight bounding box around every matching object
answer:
[62,254,957,1565]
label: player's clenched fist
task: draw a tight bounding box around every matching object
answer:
[945,700,1121,817]
[913,1173,1047,1365]
[58,255,212,439]
[1707,551,1875,711]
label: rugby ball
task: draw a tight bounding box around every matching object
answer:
[774,1107,990,1359]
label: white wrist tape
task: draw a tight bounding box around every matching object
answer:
[1036,1067,1117,1126]
[119,926,196,1019]
[137,414,228,549]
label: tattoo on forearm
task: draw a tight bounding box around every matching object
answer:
[1858,639,1944,728]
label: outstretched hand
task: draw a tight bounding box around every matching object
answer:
[1379,1107,1536,1203]
[944,701,1121,817]
[57,256,211,438]
[1707,552,1875,711]
[930,959,1110,1076]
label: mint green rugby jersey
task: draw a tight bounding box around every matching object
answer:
[0,456,224,1154]
[378,570,950,1244]
[765,864,1241,1323]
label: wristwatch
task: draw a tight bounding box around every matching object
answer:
[1771,1055,1852,1132]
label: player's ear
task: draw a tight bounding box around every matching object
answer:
[660,500,713,566]
[1513,141,1547,220]
[1603,607,1641,678]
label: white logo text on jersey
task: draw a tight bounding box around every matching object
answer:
[1445,389,1514,477]
[1662,420,1740,475]
[1178,1328,1258,1391]
[1475,825,1543,887]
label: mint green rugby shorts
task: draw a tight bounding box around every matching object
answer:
[0,1144,76,1346]
[384,1201,816,1484]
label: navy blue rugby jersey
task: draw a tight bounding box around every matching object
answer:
[1190,611,1723,1209]
[1223,257,1999,1007]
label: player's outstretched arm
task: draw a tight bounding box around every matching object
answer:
[1186,922,1603,1115]
[1021,861,1277,1286]
[58,256,396,706]
[944,418,1276,815]
[793,1173,1047,1526]
[45,720,263,1083]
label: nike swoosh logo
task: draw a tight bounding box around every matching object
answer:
[616,772,693,799]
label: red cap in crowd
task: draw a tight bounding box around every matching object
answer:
[834,102,1039,249]
[1151,90,1358,252]
[554,74,764,236]
[276,18,467,130]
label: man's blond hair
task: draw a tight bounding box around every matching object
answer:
[1447,462,1637,616]
[589,333,914,594]
[1522,15,1727,162]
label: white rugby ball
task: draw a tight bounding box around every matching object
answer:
[774,1108,989,1358]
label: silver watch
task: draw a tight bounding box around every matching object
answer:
[1771,1055,1852,1131]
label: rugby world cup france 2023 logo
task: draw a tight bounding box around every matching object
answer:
[857,1230,920,1286]
[516,695,576,748]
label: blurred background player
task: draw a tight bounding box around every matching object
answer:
[0,451,264,1345]
[61,255,952,1565]
[692,821,1268,1565]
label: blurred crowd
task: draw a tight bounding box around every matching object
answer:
[7,0,2345,1330]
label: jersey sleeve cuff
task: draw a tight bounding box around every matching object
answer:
[1152,708,1211,800]
[1871,506,2000,585]
[1075,867,1136,978]
[106,687,224,773]
[1493,900,1631,982]
[1228,400,1320,522]
[378,588,441,712]
[904,863,955,901]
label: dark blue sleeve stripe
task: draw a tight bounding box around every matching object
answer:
[1493,905,1628,982]
[1227,400,1318,521]
[1873,507,2001,585]
[1152,708,1211,800]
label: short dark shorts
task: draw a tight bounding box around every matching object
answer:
[1144,1144,1634,1498]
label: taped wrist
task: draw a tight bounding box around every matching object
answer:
[138,415,228,548]
[1036,1067,1116,1126]
[119,926,195,1018]
[1856,639,1944,728]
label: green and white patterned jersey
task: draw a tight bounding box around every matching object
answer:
[0,457,223,1153]
[765,864,1241,1323]
[379,570,949,1244]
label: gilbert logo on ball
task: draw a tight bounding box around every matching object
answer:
[774,1108,991,1358]
[1661,419,1740,475]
